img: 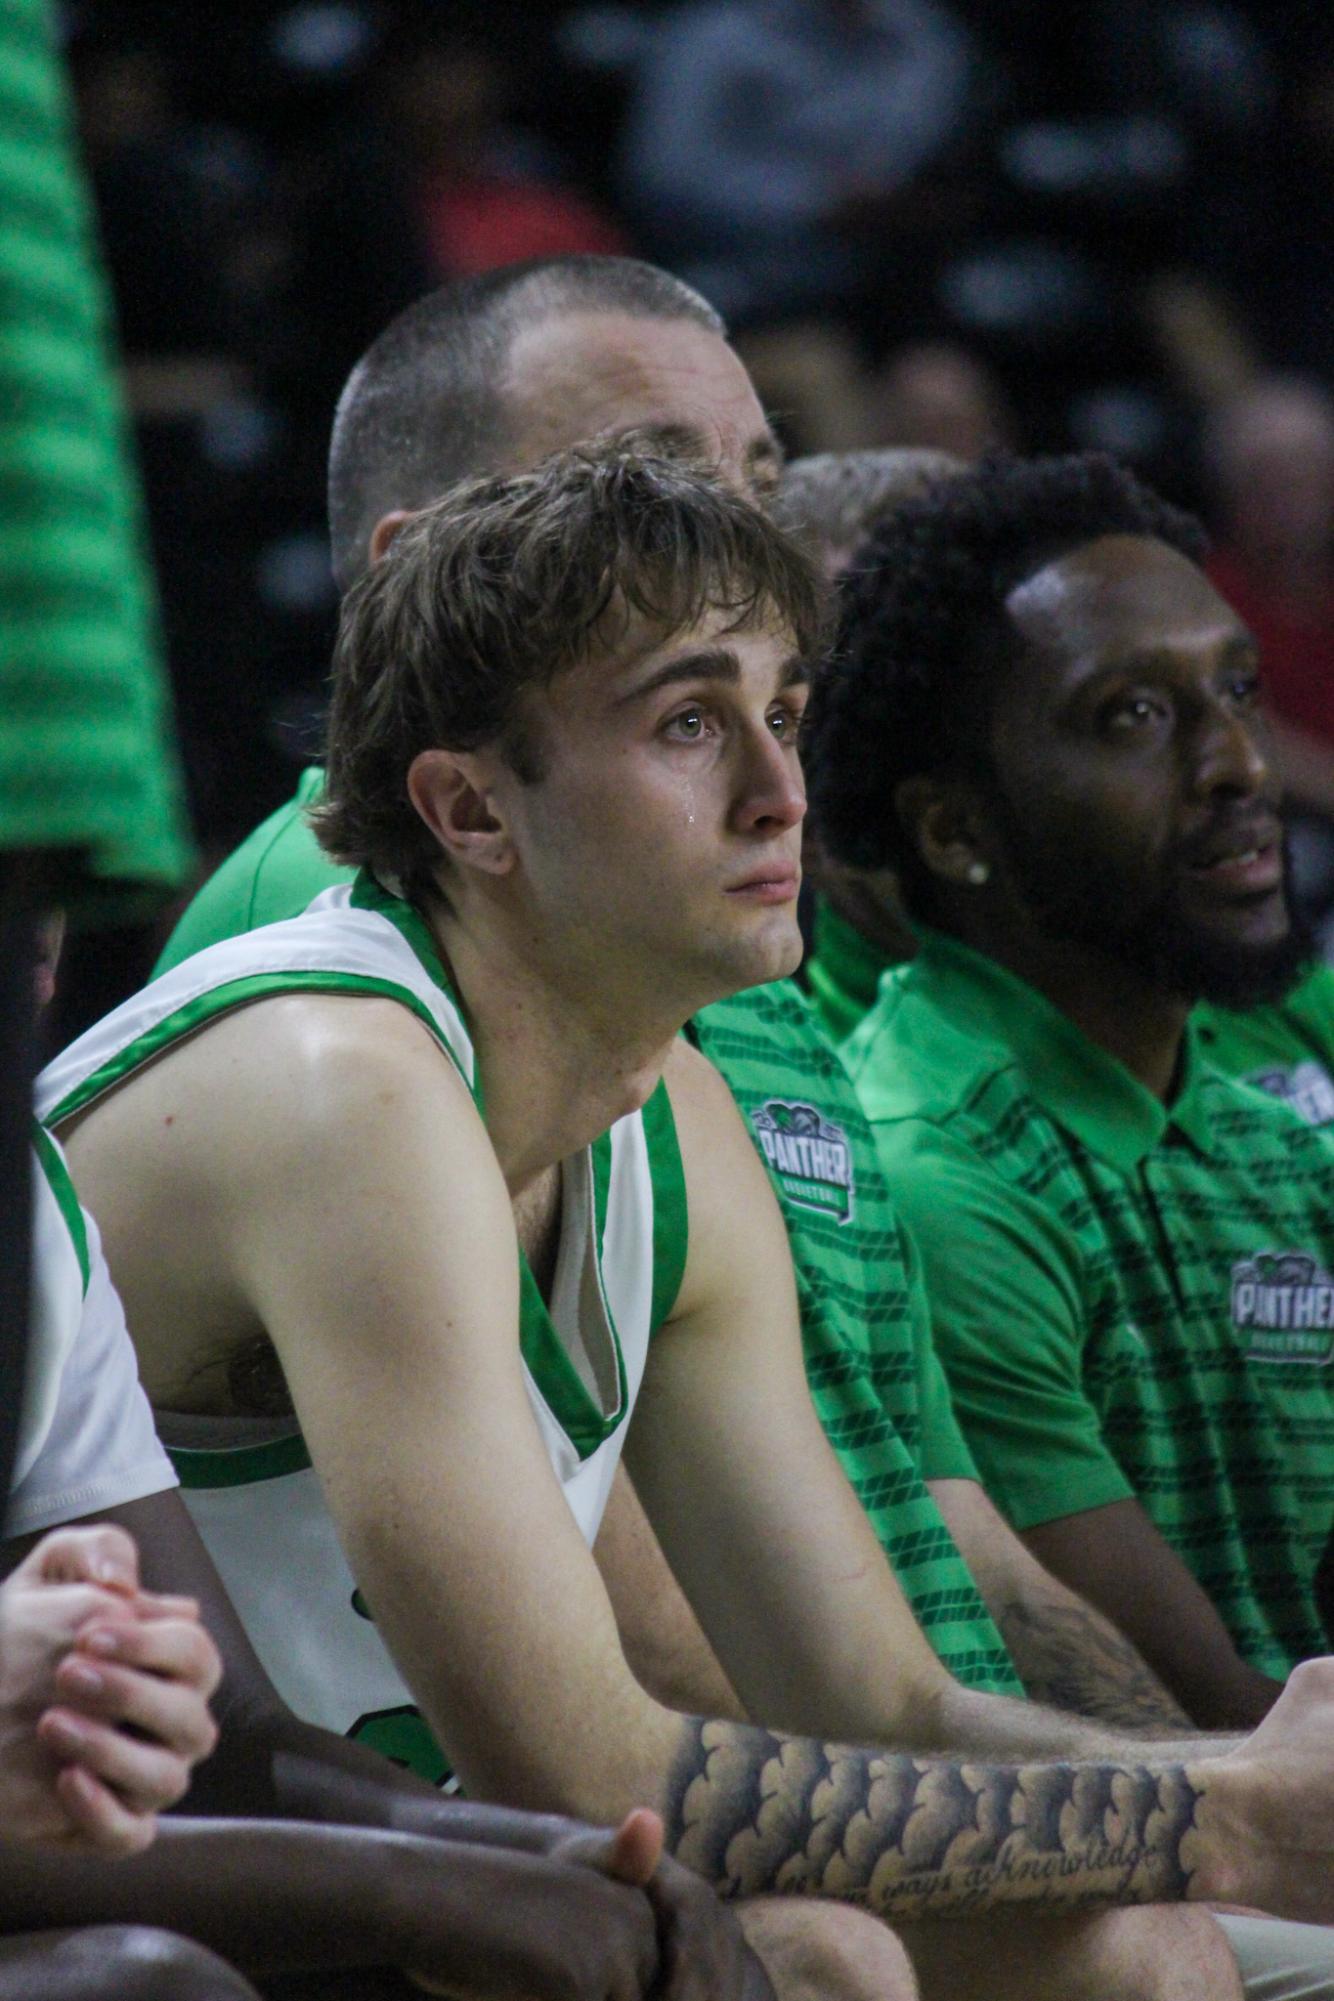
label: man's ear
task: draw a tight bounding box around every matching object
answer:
[407,750,515,876]
[369,510,416,566]
[895,775,992,889]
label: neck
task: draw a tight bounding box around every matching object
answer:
[942,905,1190,1101]
[425,898,683,1196]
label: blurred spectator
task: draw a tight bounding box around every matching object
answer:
[867,339,1015,459]
[1206,379,1334,816]
[296,17,631,408]
[617,0,980,331]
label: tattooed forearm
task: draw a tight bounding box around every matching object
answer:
[995,1594,1195,1732]
[665,1719,1203,1920]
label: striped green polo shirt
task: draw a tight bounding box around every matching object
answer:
[846,928,1334,1679]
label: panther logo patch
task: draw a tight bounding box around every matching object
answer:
[750,1099,855,1224]
[1231,1250,1334,1363]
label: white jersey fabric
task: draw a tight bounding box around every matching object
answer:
[9,1130,175,1538]
[37,880,687,1770]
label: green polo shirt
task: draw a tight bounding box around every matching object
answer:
[806,899,891,1048]
[845,929,1334,1680]
[156,772,1023,1696]
[810,895,1334,1131]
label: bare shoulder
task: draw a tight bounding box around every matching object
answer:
[67,991,477,1165]
[61,988,497,1288]
[661,1033,790,1317]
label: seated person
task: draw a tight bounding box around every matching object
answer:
[803,449,1334,1733]
[783,450,1334,1126]
[157,271,1212,1746]
[0,1520,262,2001]
[0,1139,244,2000]
[4,1121,752,1999]
[36,437,1334,2001]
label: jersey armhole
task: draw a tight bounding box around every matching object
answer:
[31,1122,90,1296]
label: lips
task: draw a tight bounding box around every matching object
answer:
[1182,815,1283,893]
[726,865,801,903]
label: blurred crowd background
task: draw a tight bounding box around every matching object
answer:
[50,0,1334,1041]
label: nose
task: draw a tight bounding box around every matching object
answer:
[731,719,806,835]
[1191,698,1272,802]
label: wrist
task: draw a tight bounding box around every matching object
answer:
[1184,1756,1252,1908]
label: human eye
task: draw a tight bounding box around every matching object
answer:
[767,692,807,741]
[1223,668,1262,711]
[663,703,714,743]
[1098,689,1171,736]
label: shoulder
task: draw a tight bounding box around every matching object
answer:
[1288,962,1334,1038]
[63,987,489,1230]
[692,978,855,1098]
[662,1037,791,1273]
[188,989,479,1153]
[841,965,1015,1132]
[1201,1053,1334,1168]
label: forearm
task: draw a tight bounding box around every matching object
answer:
[1020,1507,1286,1732]
[193,1704,585,1852]
[930,1681,1241,1767]
[663,1714,1210,1920]
[0,1817,426,1974]
[990,1578,1196,1731]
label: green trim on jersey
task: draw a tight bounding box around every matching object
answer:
[43,970,457,1128]
[173,1431,312,1490]
[516,1250,628,1460]
[31,1121,89,1295]
[643,1080,689,1330]
[846,928,1334,1679]
[348,866,685,1451]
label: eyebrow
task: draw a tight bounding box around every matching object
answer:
[624,421,785,488]
[619,645,809,704]
[1065,628,1260,693]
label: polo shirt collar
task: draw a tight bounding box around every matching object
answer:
[812,898,888,1015]
[911,929,1217,1168]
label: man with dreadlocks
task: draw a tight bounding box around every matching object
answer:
[804,450,1334,1737]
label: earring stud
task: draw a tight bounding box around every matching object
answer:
[965,860,990,885]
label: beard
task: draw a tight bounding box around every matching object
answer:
[988,788,1317,1011]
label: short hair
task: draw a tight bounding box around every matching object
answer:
[327,257,726,589]
[775,448,961,564]
[315,439,828,898]
[803,452,1207,902]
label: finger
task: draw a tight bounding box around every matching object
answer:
[75,1613,224,1702]
[605,1808,664,1887]
[643,1857,752,2001]
[52,1761,158,1858]
[52,1653,219,1764]
[36,1707,195,1817]
[23,1526,140,1596]
[126,1591,203,1623]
